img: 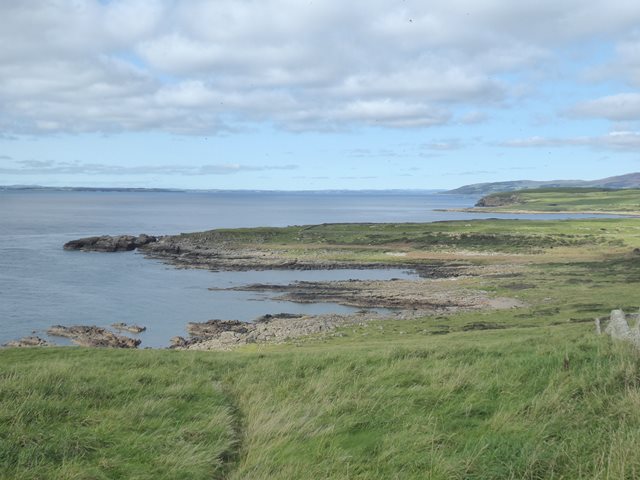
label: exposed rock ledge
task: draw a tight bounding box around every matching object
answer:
[47,325,141,348]
[214,278,525,310]
[173,312,385,351]
[3,336,52,348]
[63,234,157,252]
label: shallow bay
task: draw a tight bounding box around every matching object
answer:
[0,190,614,347]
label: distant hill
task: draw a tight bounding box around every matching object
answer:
[446,172,640,195]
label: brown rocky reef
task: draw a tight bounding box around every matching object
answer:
[63,234,157,252]
[47,325,141,348]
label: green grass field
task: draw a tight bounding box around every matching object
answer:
[3,217,640,479]
[476,188,640,214]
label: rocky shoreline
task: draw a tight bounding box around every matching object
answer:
[2,232,527,351]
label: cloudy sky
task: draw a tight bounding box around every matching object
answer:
[1,0,640,190]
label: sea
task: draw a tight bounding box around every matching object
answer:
[0,190,613,348]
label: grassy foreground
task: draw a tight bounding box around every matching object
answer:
[474,187,640,214]
[3,217,640,478]
[2,326,640,479]
[0,351,238,479]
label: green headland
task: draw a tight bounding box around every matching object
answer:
[473,187,640,215]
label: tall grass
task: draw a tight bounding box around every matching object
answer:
[0,350,238,479]
[2,324,640,479]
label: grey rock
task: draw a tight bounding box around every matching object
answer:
[604,309,631,340]
[169,336,188,348]
[186,319,250,338]
[603,309,640,349]
[63,234,157,252]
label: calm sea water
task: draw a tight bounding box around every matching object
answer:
[0,190,612,348]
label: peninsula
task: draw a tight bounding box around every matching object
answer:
[470,187,640,215]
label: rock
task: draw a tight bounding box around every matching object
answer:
[184,311,373,351]
[47,325,141,348]
[169,336,188,348]
[111,322,146,333]
[3,336,51,347]
[254,313,304,323]
[63,234,157,252]
[186,319,251,338]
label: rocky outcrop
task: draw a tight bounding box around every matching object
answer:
[47,325,141,348]
[111,323,146,333]
[63,234,157,252]
[178,312,366,351]
[3,336,51,347]
[170,336,189,348]
[187,319,252,338]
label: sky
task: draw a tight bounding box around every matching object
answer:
[1,0,640,190]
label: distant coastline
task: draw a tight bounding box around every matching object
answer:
[0,185,445,194]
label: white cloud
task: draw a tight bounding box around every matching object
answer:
[499,136,561,148]
[570,93,640,121]
[499,131,640,151]
[424,139,466,151]
[2,1,640,134]
[0,159,298,176]
[459,111,488,125]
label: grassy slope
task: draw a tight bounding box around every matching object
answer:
[3,326,640,479]
[476,188,640,214]
[3,217,640,478]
